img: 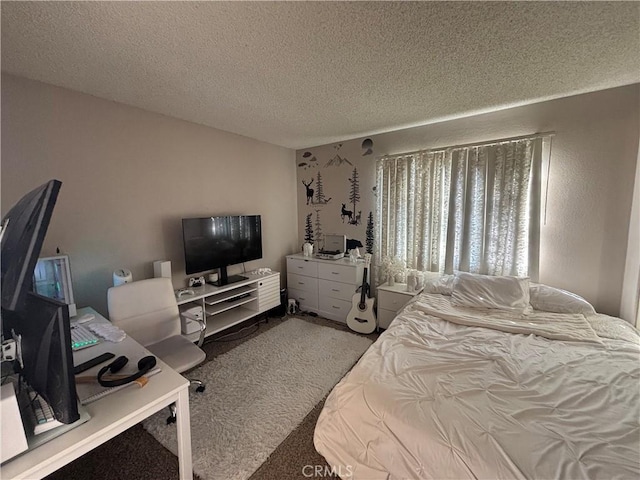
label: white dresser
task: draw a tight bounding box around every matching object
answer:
[376,283,422,329]
[286,254,365,323]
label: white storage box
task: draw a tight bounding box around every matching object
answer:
[1,383,28,462]
[180,306,203,335]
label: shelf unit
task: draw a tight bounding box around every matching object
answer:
[176,271,280,343]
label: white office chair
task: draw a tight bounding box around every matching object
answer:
[107,277,206,423]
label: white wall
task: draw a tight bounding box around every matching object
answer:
[1,74,298,317]
[620,138,640,325]
[296,84,640,317]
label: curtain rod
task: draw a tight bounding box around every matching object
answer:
[380,131,556,159]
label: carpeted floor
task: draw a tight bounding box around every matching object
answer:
[45,314,378,480]
[142,318,372,480]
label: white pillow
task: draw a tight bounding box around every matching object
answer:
[587,314,639,343]
[423,274,455,295]
[529,283,596,315]
[451,272,530,312]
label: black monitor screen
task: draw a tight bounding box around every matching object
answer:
[5,292,80,424]
[182,215,262,275]
[1,180,61,312]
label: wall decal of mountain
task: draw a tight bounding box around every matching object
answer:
[325,154,353,167]
[324,143,353,167]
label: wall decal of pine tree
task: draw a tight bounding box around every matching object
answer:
[314,210,324,249]
[314,172,331,205]
[366,211,374,254]
[304,213,314,244]
[347,167,361,225]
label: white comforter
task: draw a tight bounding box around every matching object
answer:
[314,294,640,479]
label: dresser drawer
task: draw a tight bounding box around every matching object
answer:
[288,287,319,311]
[317,262,361,284]
[287,257,318,277]
[318,296,352,323]
[287,273,318,294]
[318,278,356,302]
[378,289,414,312]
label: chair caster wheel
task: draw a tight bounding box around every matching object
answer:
[196,385,206,393]
[166,415,176,425]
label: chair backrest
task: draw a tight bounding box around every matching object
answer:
[107,278,181,347]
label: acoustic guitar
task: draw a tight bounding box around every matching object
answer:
[346,253,377,334]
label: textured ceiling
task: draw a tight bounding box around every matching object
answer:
[2,2,639,149]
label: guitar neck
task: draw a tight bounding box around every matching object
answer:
[360,267,368,303]
[359,253,372,305]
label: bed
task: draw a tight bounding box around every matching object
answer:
[314,284,640,479]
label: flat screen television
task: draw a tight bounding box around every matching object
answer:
[182,215,262,286]
[1,179,80,425]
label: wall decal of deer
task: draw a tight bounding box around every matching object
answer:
[302,179,314,205]
[341,203,353,223]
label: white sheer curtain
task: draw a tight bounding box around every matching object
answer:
[375,137,544,283]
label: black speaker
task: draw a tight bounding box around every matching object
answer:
[271,288,287,317]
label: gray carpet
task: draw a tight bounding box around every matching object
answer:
[45,314,378,480]
[142,318,372,480]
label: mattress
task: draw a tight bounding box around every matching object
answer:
[314,293,640,479]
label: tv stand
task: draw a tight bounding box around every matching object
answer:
[176,271,280,342]
[214,265,249,287]
[211,274,247,287]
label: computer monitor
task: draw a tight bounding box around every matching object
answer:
[1,179,79,424]
[3,293,80,424]
[1,180,61,312]
[33,255,77,317]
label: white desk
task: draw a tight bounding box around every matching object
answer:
[1,308,193,480]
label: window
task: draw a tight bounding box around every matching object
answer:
[375,135,548,282]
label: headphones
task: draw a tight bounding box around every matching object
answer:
[97,355,157,387]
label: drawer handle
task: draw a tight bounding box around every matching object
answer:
[299,297,306,301]
[331,272,339,275]
[297,266,304,269]
[298,282,304,285]
[332,305,340,309]
[331,288,340,292]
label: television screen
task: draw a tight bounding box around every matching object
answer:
[182,215,262,276]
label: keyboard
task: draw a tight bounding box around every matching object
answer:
[28,390,62,435]
[70,323,100,351]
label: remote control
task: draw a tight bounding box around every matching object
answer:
[74,352,115,375]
